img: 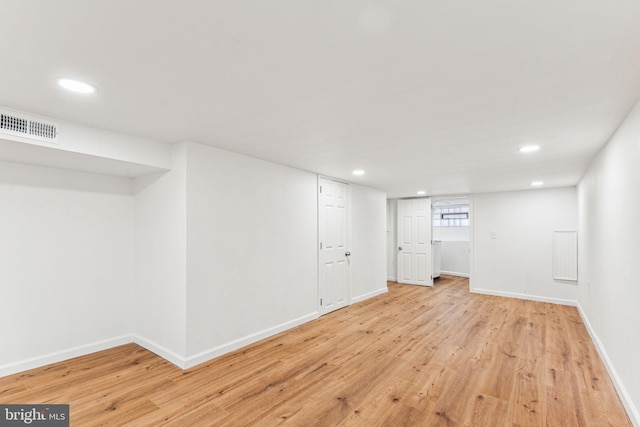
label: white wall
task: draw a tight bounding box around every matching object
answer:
[577,99,640,424]
[184,142,319,363]
[0,162,134,375]
[433,226,469,241]
[434,226,470,276]
[472,187,579,304]
[183,143,388,366]
[439,242,470,277]
[132,143,188,365]
[351,184,388,302]
[0,133,388,375]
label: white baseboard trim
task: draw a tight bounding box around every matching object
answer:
[351,287,388,304]
[132,335,187,369]
[439,271,469,278]
[0,335,133,378]
[470,288,577,306]
[0,311,321,377]
[387,276,397,282]
[470,288,638,425]
[183,311,319,369]
[576,304,640,426]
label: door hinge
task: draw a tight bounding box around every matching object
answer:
[320,242,323,250]
[320,298,323,306]
[319,186,322,193]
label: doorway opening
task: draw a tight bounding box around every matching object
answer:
[431,196,471,282]
[387,195,472,287]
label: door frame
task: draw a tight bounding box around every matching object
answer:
[430,194,474,290]
[317,176,351,315]
[468,195,474,292]
[396,197,433,286]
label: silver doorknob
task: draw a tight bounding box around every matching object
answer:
[398,246,403,251]
[345,251,351,257]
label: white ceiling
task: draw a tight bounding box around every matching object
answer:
[2,1,640,198]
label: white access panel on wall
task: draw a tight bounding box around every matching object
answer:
[318,178,350,314]
[553,230,578,281]
[397,198,433,286]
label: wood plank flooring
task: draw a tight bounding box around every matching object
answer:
[0,276,631,426]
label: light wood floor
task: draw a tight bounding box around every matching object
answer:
[0,276,630,426]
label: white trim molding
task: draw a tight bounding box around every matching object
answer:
[0,335,133,379]
[132,335,187,370]
[183,312,319,369]
[470,287,639,425]
[576,304,640,426]
[439,271,469,278]
[470,288,577,307]
[351,287,388,304]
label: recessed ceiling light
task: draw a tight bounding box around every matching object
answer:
[352,169,365,176]
[531,181,544,187]
[519,145,540,153]
[57,78,97,94]
[417,191,426,195]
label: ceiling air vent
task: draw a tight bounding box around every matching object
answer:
[0,110,59,144]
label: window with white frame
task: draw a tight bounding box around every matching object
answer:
[433,205,469,227]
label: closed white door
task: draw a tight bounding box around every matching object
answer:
[318,178,350,314]
[397,198,433,286]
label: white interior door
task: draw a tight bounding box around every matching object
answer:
[318,178,350,314]
[397,198,433,286]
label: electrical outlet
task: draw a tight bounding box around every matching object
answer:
[490,231,496,239]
